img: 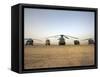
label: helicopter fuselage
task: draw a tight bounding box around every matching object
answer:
[59,37,65,45]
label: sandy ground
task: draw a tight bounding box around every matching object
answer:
[24,45,94,69]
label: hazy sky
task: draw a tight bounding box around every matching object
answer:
[24,8,94,44]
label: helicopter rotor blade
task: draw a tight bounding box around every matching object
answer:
[82,39,89,41]
[47,35,60,38]
[24,38,32,40]
[65,35,78,39]
[24,38,42,41]
[81,38,94,41]
[63,35,69,39]
[32,39,42,41]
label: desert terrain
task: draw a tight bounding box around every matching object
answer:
[24,45,94,69]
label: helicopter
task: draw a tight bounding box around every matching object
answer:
[45,34,79,45]
[74,40,80,45]
[82,38,95,45]
[45,39,50,46]
[24,38,42,46]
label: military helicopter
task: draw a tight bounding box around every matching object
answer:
[74,40,80,45]
[46,34,79,45]
[24,38,42,46]
[82,38,95,45]
[45,39,50,46]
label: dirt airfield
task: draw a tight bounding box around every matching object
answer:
[24,45,94,69]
